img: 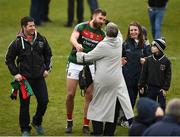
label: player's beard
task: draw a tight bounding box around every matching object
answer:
[93,20,103,29]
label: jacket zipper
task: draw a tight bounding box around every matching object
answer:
[31,45,34,78]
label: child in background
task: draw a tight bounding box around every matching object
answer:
[138,38,171,110]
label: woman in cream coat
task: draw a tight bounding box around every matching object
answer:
[76,22,134,136]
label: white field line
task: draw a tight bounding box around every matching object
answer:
[0,54,68,59]
[0,54,178,60]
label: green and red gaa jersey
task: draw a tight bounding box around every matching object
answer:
[68,21,105,64]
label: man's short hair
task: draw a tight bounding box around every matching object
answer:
[93,8,106,16]
[106,22,118,37]
[166,98,180,120]
[21,16,34,27]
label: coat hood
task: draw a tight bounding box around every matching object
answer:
[17,29,37,41]
[136,97,159,125]
[16,30,37,49]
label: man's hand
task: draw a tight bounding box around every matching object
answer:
[14,74,23,81]
[121,57,127,65]
[43,70,49,78]
[75,44,83,52]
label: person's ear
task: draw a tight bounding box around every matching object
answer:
[22,25,26,31]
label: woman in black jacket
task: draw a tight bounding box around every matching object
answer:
[119,22,151,127]
[122,21,151,109]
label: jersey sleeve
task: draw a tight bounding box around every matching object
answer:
[74,22,86,33]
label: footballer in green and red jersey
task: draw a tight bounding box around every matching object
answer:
[65,9,106,133]
[68,21,105,64]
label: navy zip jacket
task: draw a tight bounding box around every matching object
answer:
[122,38,150,87]
[139,54,171,90]
[5,32,52,79]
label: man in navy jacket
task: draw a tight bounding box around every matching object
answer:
[5,16,52,136]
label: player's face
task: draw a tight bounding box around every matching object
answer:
[23,21,36,36]
[93,13,106,29]
[129,25,139,40]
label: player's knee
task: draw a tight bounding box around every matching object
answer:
[67,92,75,100]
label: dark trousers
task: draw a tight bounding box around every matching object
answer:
[127,86,138,109]
[30,0,43,25]
[147,86,166,110]
[87,0,99,14]
[19,78,49,132]
[41,0,51,21]
[92,99,120,136]
[67,0,84,25]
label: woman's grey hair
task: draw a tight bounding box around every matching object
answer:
[166,98,180,120]
[106,22,118,37]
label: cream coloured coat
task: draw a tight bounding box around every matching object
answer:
[77,33,134,122]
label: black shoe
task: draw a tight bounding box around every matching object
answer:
[65,120,73,133]
[77,20,83,24]
[42,18,52,22]
[82,126,90,134]
[64,23,73,27]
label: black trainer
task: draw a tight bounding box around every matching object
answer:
[64,23,73,28]
[65,120,73,133]
[82,126,90,134]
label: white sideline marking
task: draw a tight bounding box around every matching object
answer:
[0,54,68,58]
[0,54,178,60]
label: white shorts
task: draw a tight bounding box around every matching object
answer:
[66,62,95,80]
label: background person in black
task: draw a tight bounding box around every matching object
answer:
[138,38,171,110]
[41,0,52,22]
[64,0,84,27]
[30,0,43,26]
[30,0,52,26]
[87,0,99,15]
[5,16,52,136]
